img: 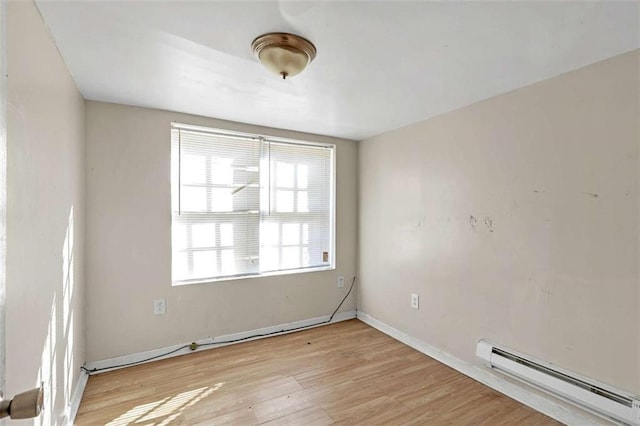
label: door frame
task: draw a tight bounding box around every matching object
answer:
[0,0,7,397]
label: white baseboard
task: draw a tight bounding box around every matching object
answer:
[356,311,605,426]
[84,310,356,374]
[66,369,89,425]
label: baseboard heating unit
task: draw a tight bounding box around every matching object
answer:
[476,340,640,425]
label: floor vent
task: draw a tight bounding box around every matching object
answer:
[477,339,640,425]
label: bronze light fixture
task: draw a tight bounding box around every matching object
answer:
[251,32,317,80]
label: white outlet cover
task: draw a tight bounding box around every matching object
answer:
[154,298,166,315]
[337,276,345,288]
[411,293,419,309]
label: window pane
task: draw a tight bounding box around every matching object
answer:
[211,158,233,184]
[192,223,216,248]
[172,252,188,281]
[182,186,207,212]
[282,223,299,245]
[193,251,217,278]
[302,247,310,267]
[282,246,300,269]
[302,224,309,245]
[261,247,279,271]
[297,164,308,189]
[220,223,234,247]
[172,223,187,250]
[183,154,206,184]
[221,249,235,275]
[211,188,232,212]
[276,190,294,212]
[297,191,308,212]
[276,162,294,188]
[262,222,279,246]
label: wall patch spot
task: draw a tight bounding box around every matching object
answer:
[484,217,494,232]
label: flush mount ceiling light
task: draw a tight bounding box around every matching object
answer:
[251,32,317,80]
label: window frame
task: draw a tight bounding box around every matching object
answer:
[170,122,336,286]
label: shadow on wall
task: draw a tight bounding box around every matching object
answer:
[35,207,76,425]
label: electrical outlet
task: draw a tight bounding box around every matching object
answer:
[411,293,419,309]
[337,276,345,288]
[154,298,166,315]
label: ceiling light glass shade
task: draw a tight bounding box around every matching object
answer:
[258,46,308,78]
[252,33,316,79]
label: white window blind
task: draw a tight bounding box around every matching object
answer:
[171,124,335,284]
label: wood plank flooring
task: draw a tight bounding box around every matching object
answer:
[76,319,560,425]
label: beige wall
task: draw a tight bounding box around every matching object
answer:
[359,50,640,395]
[84,101,357,362]
[7,1,85,424]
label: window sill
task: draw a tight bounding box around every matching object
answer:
[172,264,336,287]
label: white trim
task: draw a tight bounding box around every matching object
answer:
[0,0,7,397]
[356,311,603,426]
[84,310,356,374]
[65,370,88,425]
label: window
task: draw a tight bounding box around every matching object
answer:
[171,124,335,284]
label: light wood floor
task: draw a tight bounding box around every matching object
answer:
[76,320,560,425]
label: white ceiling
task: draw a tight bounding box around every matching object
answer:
[35,1,639,141]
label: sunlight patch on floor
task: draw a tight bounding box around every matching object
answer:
[106,383,224,426]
